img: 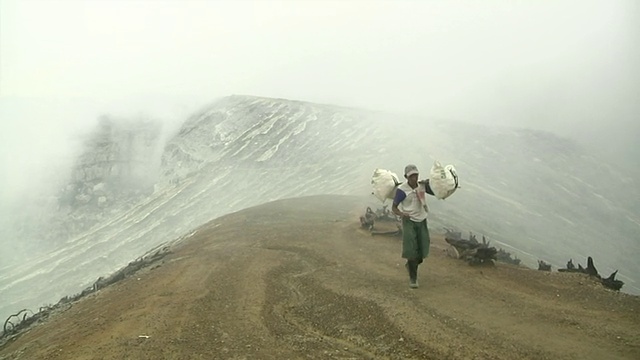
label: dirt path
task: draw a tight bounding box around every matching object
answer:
[1,195,639,359]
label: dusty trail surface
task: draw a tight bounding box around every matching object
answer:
[1,195,639,359]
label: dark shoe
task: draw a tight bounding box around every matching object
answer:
[409,278,419,288]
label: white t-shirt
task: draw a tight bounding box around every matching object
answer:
[394,182,428,222]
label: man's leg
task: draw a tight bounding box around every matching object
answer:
[402,219,420,288]
[407,259,419,288]
[412,220,430,287]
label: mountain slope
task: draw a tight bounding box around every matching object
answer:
[1,95,638,324]
[1,196,638,360]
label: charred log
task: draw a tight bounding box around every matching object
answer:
[496,248,521,266]
[538,260,552,271]
[445,237,482,251]
[359,207,376,231]
[601,270,624,291]
[467,247,498,266]
[558,256,624,291]
[566,259,576,270]
[444,228,462,242]
[586,256,599,277]
[445,232,497,266]
[374,205,396,221]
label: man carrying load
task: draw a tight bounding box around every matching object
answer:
[392,164,436,289]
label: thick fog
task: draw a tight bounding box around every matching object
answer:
[1,1,640,321]
[1,0,638,205]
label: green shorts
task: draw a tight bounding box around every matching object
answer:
[401,218,430,260]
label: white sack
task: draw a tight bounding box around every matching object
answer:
[429,161,459,200]
[371,168,401,202]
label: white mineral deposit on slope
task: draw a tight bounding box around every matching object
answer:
[555,183,579,198]
[256,113,309,162]
[625,215,640,229]
[557,215,576,226]
[462,181,543,217]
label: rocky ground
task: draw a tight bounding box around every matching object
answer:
[1,195,639,359]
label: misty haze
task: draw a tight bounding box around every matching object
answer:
[1,1,639,358]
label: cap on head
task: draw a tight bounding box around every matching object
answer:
[404,164,419,177]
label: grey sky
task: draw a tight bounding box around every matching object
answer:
[1,0,639,196]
